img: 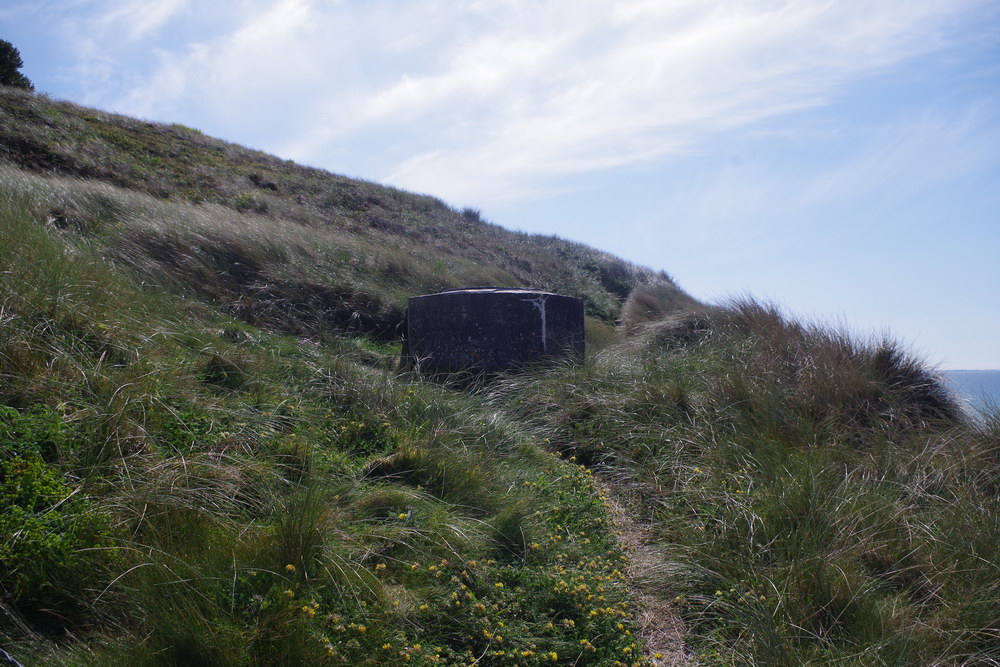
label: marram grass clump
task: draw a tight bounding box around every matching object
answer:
[496,300,999,665]
[1,189,653,665]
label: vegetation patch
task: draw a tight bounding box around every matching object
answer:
[0,87,673,333]
[0,406,117,628]
[497,300,999,665]
[0,182,651,664]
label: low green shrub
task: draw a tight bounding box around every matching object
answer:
[1,409,116,625]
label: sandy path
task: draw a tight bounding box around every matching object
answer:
[597,480,690,666]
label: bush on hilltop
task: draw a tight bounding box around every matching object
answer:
[0,40,34,91]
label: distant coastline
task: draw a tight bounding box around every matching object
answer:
[941,370,1000,415]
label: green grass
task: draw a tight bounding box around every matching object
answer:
[0,86,674,328]
[497,301,999,665]
[0,180,646,665]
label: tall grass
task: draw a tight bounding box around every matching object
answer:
[619,282,701,333]
[496,299,999,664]
[1,86,680,327]
[1,182,647,664]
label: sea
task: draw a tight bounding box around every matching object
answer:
[941,370,1000,416]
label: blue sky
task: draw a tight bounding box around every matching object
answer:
[3,0,999,369]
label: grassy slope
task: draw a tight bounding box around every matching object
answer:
[0,165,644,665]
[501,301,999,665]
[0,86,673,333]
[2,86,998,666]
[0,88,668,665]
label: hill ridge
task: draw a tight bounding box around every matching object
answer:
[0,86,685,339]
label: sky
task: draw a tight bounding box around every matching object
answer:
[3,0,999,369]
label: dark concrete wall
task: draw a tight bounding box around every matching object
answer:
[407,288,584,373]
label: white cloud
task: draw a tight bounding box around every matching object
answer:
[367,0,990,204]
[62,0,993,205]
[93,0,189,41]
[108,0,322,120]
[685,101,1000,227]
[795,104,1000,208]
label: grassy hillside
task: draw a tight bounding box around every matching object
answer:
[0,86,673,334]
[499,299,999,664]
[0,87,679,665]
[0,194,647,665]
[2,86,998,666]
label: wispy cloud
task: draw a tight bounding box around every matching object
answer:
[93,0,189,41]
[56,0,993,205]
[795,104,1000,208]
[686,100,1000,231]
[373,0,988,204]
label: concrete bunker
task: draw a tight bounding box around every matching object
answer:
[406,287,585,374]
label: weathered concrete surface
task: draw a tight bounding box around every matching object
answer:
[407,288,584,373]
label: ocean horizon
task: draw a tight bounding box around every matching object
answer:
[941,370,1000,415]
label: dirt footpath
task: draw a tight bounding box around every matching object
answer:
[598,480,690,666]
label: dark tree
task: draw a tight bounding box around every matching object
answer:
[0,39,34,91]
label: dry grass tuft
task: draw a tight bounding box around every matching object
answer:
[620,281,702,333]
